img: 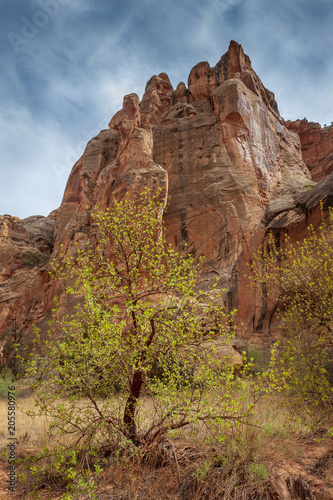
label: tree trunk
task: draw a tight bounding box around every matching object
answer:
[123,370,143,443]
[123,319,156,443]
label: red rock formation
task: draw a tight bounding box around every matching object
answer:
[0,41,325,355]
[286,119,333,182]
[0,214,56,364]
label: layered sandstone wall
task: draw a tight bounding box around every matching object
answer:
[0,41,329,354]
[286,119,333,182]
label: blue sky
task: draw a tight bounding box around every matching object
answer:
[1,0,332,218]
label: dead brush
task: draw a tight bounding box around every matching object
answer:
[97,394,307,499]
[99,439,208,499]
[100,451,179,499]
[178,456,272,500]
[286,475,316,500]
[310,449,333,478]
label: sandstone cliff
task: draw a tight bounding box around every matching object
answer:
[286,119,333,182]
[0,41,331,360]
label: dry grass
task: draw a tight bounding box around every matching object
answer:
[0,382,330,499]
[0,386,50,453]
[93,395,324,500]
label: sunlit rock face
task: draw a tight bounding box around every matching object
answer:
[285,119,333,182]
[0,41,324,349]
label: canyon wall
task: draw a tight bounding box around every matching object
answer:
[286,119,333,182]
[1,41,332,359]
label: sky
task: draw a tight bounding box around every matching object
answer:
[1,0,333,218]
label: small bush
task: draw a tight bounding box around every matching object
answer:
[248,462,269,483]
[22,251,49,268]
[179,455,271,499]
[0,367,14,398]
[324,348,333,386]
[245,345,271,375]
[18,446,103,499]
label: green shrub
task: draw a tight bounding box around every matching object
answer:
[248,462,269,483]
[251,207,333,425]
[245,345,271,375]
[0,367,14,398]
[22,251,49,268]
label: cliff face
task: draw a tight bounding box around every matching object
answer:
[285,119,333,182]
[0,214,56,352]
[0,41,331,356]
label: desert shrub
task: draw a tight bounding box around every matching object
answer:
[251,206,333,427]
[245,345,271,375]
[18,446,102,500]
[22,188,260,497]
[0,366,14,398]
[22,251,49,268]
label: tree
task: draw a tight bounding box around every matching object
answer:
[251,207,333,424]
[26,189,255,461]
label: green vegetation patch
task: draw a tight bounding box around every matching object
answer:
[22,251,49,268]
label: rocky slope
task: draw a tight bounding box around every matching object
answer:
[0,41,332,360]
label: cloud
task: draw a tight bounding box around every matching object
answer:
[236,0,333,123]
[0,104,69,217]
[0,0,332,217]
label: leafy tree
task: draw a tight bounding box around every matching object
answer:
[251,207,333,424]
[26,189,255,462]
